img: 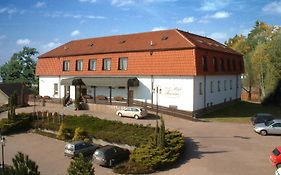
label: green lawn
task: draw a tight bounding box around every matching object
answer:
[201,101,281,123]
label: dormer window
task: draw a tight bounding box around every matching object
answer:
[161,36,168,40]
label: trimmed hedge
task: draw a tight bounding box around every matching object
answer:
[0,113,32,134]
[114,130,185,174]
[62,115,154,146]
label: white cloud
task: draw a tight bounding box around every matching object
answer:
[209,32,227,41]
[16,39,31,46]
[45,12,106,20]
[35,1,46,8]
[111,0,177,7]
[111,0,134,7]
[263,1,281,14]
[210,11,231,18]
[79,0,97,3]
[0,35,6,40]
[42,42,61,49]
[178,17,195,24]
[0,7,18,15]
[86,15,105,19]
[200,0,230,11]
[151,27,166,31]
[71,30,81,36]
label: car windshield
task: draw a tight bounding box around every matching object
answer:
[65,144,74,151]
[94,150,104,158]
[273,148,281,156]
[265,120,274,126]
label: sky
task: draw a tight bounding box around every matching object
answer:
[0,0,281,66]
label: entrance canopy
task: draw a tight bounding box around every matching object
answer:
[61,77,139,88]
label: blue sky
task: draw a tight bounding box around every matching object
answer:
[0,0,281,66]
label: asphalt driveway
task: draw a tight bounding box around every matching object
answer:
[1,105,279,175]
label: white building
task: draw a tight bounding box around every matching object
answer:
[36,29,244,116]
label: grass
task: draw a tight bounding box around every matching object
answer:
[201,100,281,123]
[32,114,155,146]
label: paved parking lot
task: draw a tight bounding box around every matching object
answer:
[2,105,280,175]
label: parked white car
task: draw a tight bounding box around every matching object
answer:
[116,107,147,119]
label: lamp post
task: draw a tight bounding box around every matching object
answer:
[153,86,161,117]
[0,129,5,173]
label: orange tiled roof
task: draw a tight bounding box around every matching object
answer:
[38,29,242,58]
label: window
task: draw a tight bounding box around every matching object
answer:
[230,80,232,90]
[199,82,203,95]
[210,81,213,93]
[102,58,111,70]
[227,59,231,71]
[217,81,221,92]
[54,83,58,95]
[220,58,225,72]
[224,80,227,91]
[202,56,208,72]
[88,59,96,71]
[118,57,128,70]
[213,57,218,72]
[63,60,70,71]
[232,59,236,71]
[76,60,83,71]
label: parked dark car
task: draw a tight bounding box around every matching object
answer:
[64,141,99,158]
[93,145,130,167]
[251,113,274,125]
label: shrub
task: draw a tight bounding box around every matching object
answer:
[67,154,94,175]
[72,127,88,141]
[114,130,185,174]
[57,123,67,140]
[5,152,41,175]
[0,114,32,135]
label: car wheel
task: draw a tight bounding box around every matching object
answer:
[118,113,123,117]
[260,130,267,136]
[134,115,139,119]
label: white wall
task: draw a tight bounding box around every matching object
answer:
[39,75,242,112]
[193,74,242,111]
[39,76,61,98]
[134,76,194,111]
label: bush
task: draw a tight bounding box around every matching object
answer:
[0,113,32,135]
[4,152,40,175]
[67,154,94,175]
[63,115,154,146]
[114,130,185,174]
[72,127,88,141]
[56,123,74,140]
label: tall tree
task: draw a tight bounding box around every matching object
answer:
[0,47,38,88]
[226,21,281,101]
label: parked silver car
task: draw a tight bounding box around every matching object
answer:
[254,119,281,136]
[116,107,147,119]
[64,141,99,158]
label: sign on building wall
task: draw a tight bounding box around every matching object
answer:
[163,86,182,98]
